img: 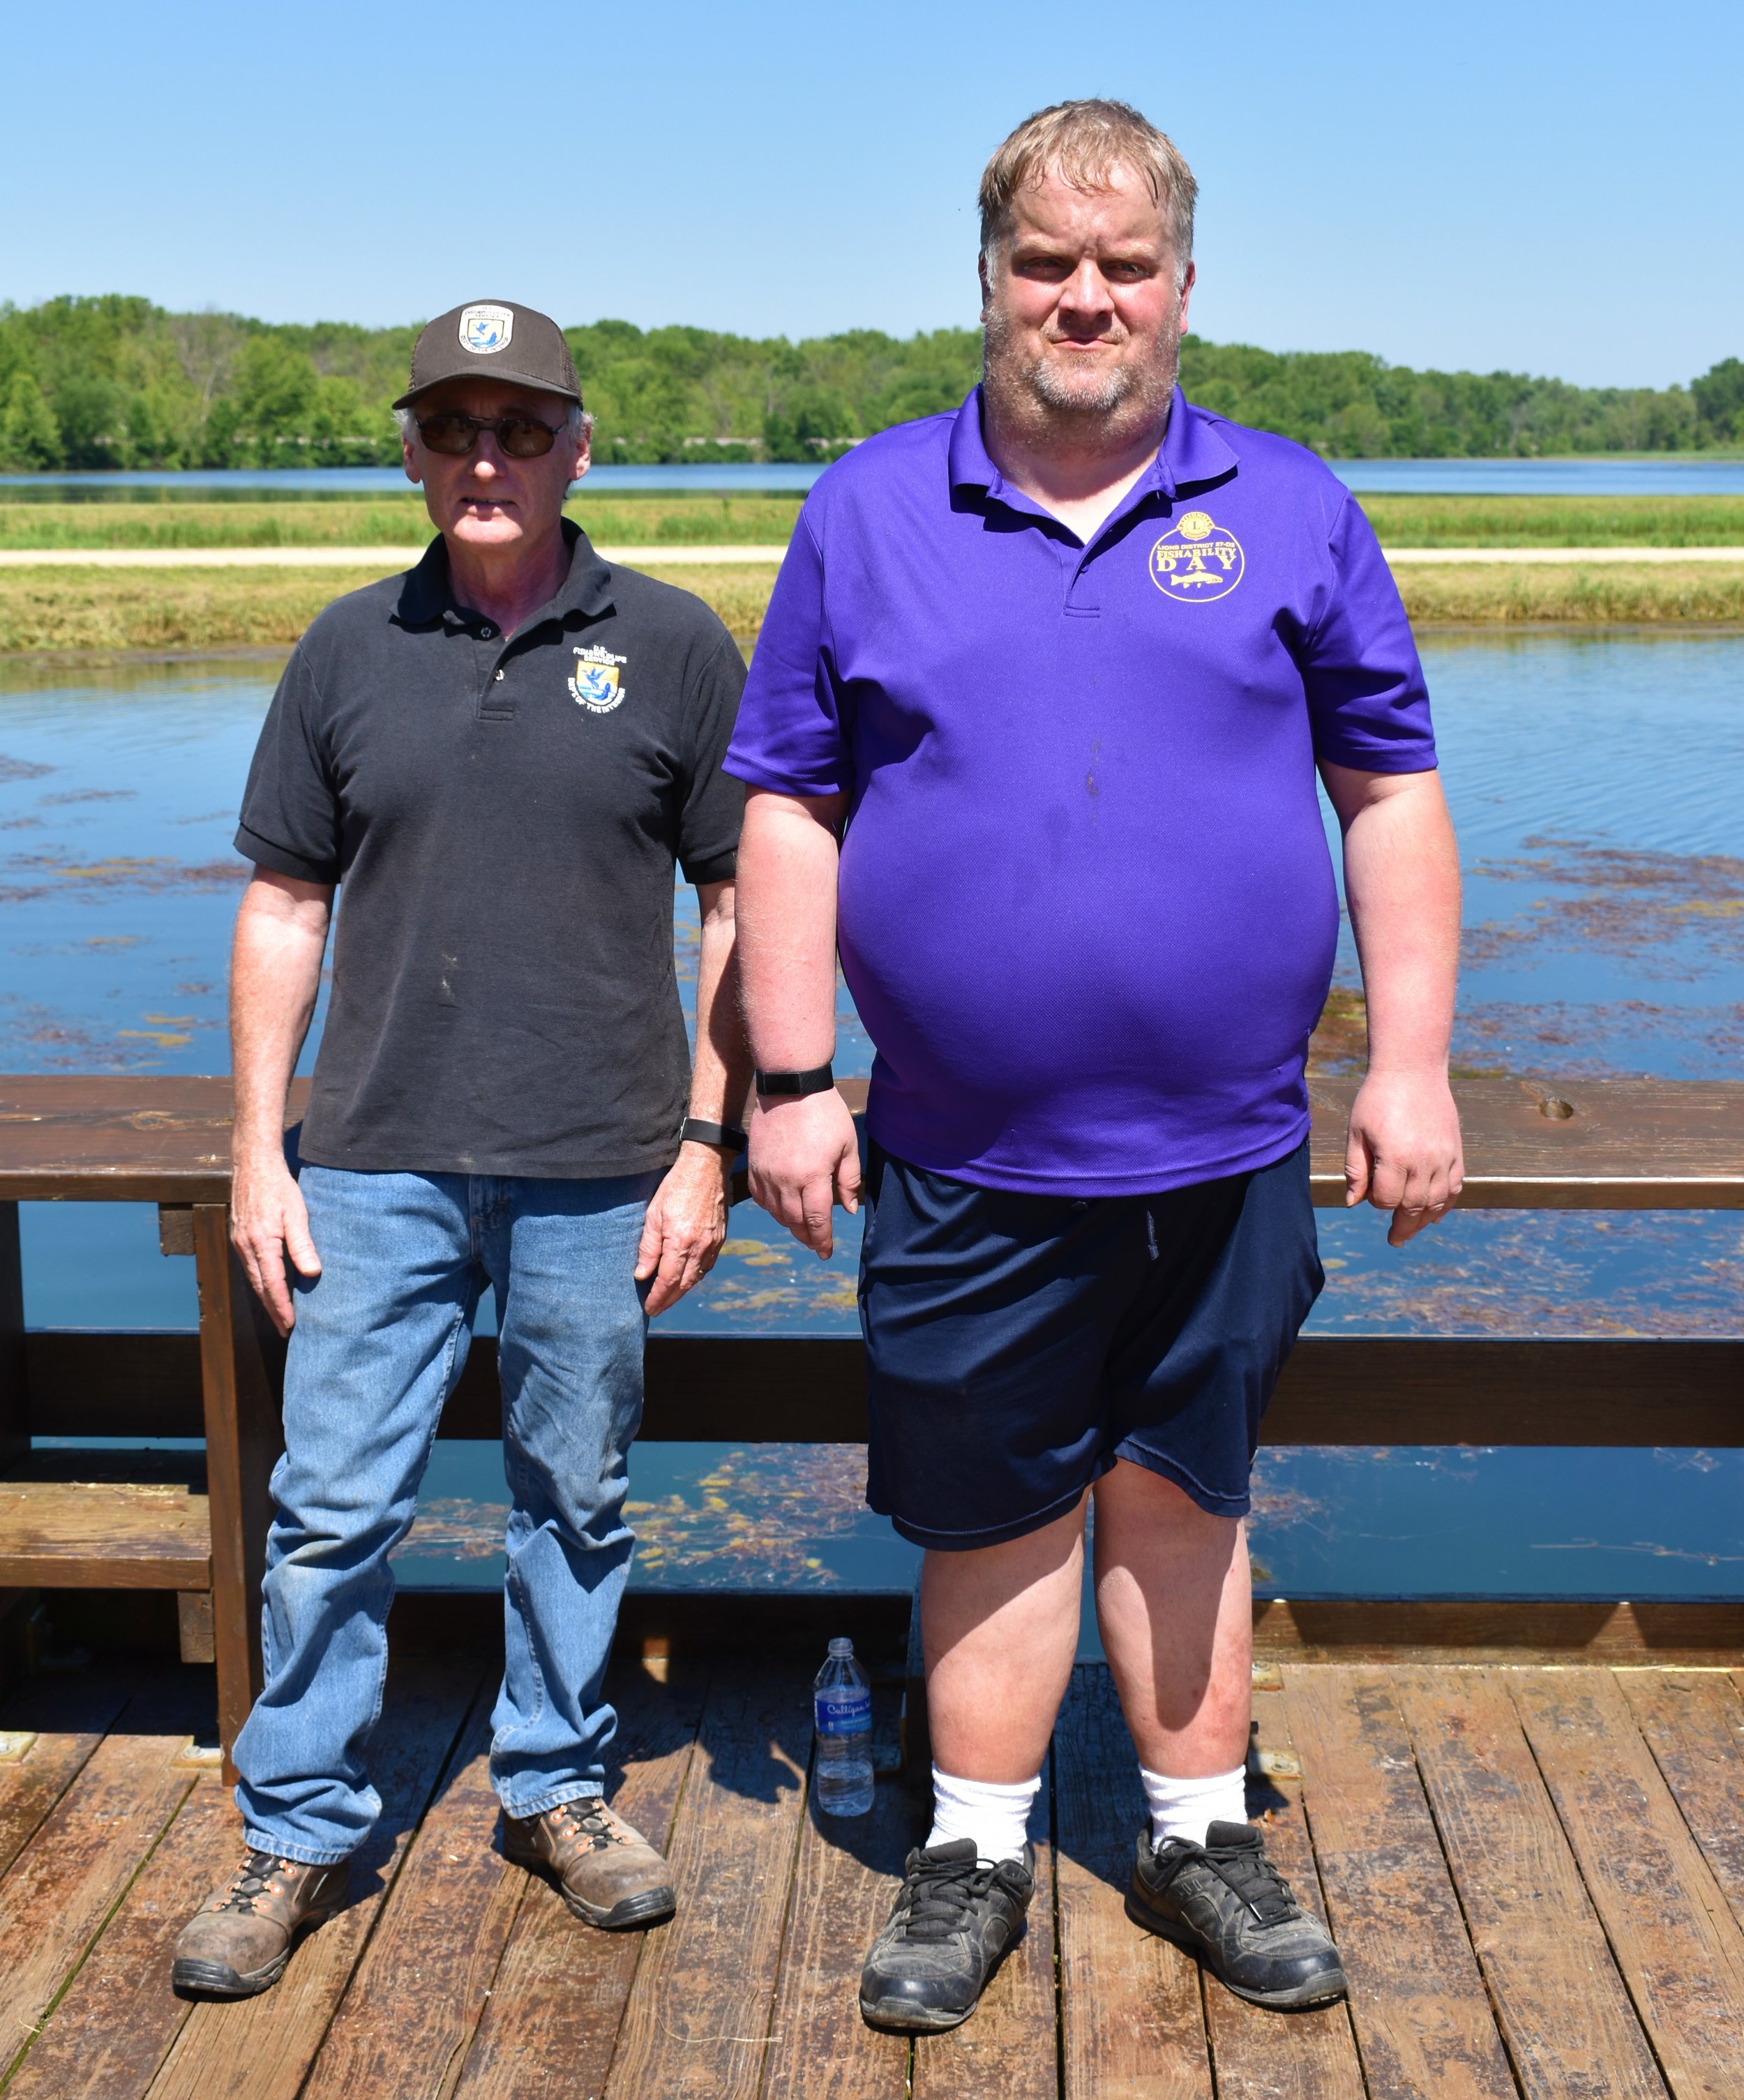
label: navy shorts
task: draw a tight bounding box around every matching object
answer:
[859,1140,1323,1550]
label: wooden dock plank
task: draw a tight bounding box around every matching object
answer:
[145,1659,479,2100]
[453,1661,709,2100]
[0,1716,198,2080]
[1203,1688,1365,2100]
[3,1775,240,2100]
[1283,1665,1516,2099]
[0,1666,140,1880]
[758,1776,917,2100]
[299,1705,522,2100]
[1392,1666,1666,2098]
[1510,1668,1744,2100]
[911,1756,1056,2100]
[604,1666,810,2100]
[1619,1670,1744,1932]
[1052,1665,1210,2100]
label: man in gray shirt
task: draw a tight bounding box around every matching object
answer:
[174,301,750,1998]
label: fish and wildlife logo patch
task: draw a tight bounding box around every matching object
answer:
[1149,510,1245,603]
[569,644,628,713]
[458,303,514,354]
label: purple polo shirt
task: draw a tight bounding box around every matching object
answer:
[726,388,1436,1197]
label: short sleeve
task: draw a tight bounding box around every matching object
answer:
[234,646,342,882]
[676,634,749,885]
[722,515,854,796]
[1301,497,1438,773]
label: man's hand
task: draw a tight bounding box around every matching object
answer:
[636,1141,732,1315]
[748,1090,861,1259]
[1345,1068,1464,1247]
[230,1144,322,1335]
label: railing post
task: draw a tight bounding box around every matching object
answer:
[193,1204,284,1774]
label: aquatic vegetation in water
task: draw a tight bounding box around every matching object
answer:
[1467,837,1744,971]
[396,1444,875,1587]
[1309,1209,1744,1338]
[1453,997,1744,1078]
[0,852,248,902]
[626,1445,871,1583]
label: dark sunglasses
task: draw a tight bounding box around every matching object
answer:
[416,411,564,459]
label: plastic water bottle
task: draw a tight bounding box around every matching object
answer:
[812,1636,875,1816]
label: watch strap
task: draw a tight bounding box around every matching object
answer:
[681,1117,748,1151]
[753,1062,835,1098]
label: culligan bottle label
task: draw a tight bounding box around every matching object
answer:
[814,1686,872,1735]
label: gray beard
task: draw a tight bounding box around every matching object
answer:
[982,303,1178,449]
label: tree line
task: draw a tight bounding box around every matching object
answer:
[1,294,1739,472]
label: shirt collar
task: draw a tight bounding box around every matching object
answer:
[946,383,1240,513]
[393,517,615,632]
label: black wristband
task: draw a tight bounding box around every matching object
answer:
[681,1117,748,1151]
[753,1061,835,1099]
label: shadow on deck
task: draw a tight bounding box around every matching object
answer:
[1,1630,1741,2099]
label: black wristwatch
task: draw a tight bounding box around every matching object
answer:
[681,1117,748,1152]
[753,1061,835,1099]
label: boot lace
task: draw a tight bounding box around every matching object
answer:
[896,1852,1013,1944]
[549,1801,630,1853]
[211,1850,296,1914]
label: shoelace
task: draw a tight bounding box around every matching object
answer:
[895,1855,1011,1944]
[211,1850,294,1914]
[1198,1843,1301,1926]
[550,1803,630,1853]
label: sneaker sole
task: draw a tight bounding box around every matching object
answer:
[1125,1889,1349,2009]
[858,1993,977,2034]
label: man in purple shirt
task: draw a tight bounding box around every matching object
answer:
[729,100,1463,2030]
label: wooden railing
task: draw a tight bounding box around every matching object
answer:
[2,1071,1742,1755]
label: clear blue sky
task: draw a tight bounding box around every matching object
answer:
[5,0,1738,388]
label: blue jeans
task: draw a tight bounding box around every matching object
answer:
[232,1163,659,1864]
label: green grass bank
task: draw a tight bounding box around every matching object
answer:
[2,492,1743,554]
[2,557,1741,655]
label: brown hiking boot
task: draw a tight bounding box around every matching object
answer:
[502,1797,676,1929]
[172,1848,349,1997]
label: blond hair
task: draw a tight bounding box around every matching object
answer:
[979,100,1197,284]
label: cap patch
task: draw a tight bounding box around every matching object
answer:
[458,304,514,355]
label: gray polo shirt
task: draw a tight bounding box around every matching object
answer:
[236,522,745,1179]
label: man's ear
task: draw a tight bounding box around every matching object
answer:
[401,437,421,486]
[1177,259,1196,336]
[977,248,992,321]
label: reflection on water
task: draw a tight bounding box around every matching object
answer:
[3,633,1741,1598]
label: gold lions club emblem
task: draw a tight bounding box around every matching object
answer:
[1149,510,1245,603]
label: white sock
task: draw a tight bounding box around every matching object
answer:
[927,1766,1039,1864]
[1139,1764,1248,1849]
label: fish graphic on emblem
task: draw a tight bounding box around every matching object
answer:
[458,303,513,354]
[569,651,628,713]
[1148,509,1245,603]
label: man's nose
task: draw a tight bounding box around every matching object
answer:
[1056,259,1114,322]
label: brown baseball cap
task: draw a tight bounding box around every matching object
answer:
[393,300,582,410]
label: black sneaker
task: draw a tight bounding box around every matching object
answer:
[1127,1820,1348,2009]
[859,1838,1034,2032]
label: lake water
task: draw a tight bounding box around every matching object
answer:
[4,458,1744,500]
[2,633,1741,1603]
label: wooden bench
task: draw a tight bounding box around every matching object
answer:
[2,1069,1742,1760]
